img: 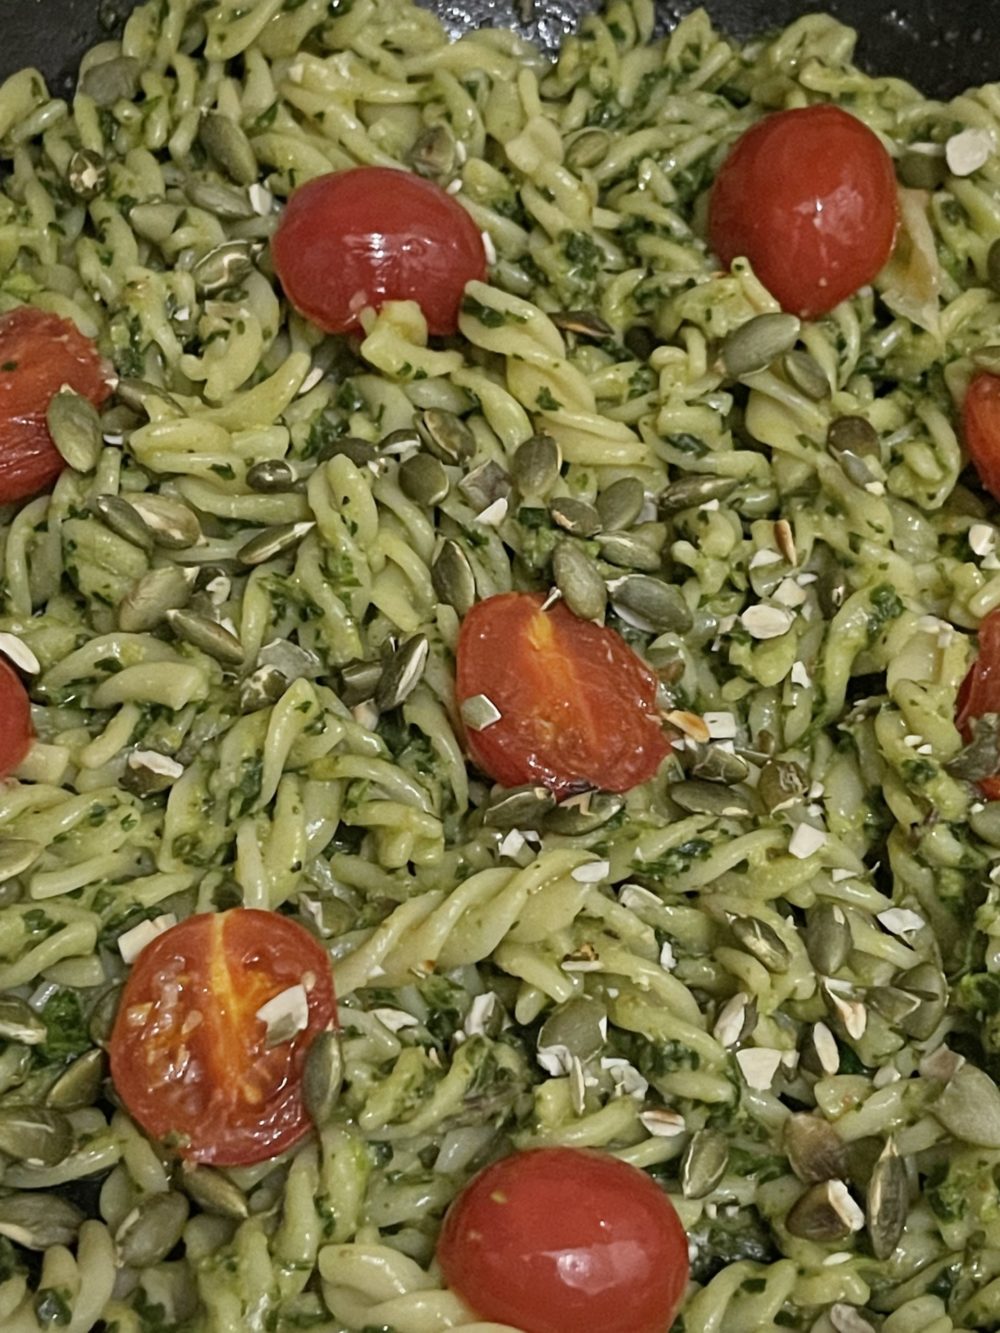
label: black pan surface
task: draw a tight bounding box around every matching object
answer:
[7,0,998,101]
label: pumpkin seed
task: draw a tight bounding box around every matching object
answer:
[608,574,691,633]
[805,903,853,975]
[483,785,556,830]
[118,565,197,633]
[0,996,47,1046]
[318,436,378,468]
[339,659,383,707]
[553,541,607,621]
[87,986,121,1047]
[896,962,947,1040]
[128,493,202,549]
[408,122,458,178]
[730,916,791,972]
[303,1029,344,1127]
[721,313,801,378]
[258,639,321,682]
[827,415,881,461]
[670,779,752,818]
[946,713,1000,781]
[680,1128,729,1199]
[782,348,829,400]
[91,494,156,551]
[47,389,103,473]
[867,1138,907,1260]
[659,474,737,515]
[899,146,948,190]
[130,200,182,244]
[185,174,255,219]
[550,496,601,538]
[460,459,511,512]
[595,477,644,531]
[237,521,314,567]
[0,838,43,884]
[512,434,561,498]
[46,1048,105,1110]
[432,539,476,616]
[179,1165,249,1219]
[166,609,244,665]
[199,111,257,186]
[932,1063,1000,1147]
[812,543,848,617]
[375,634,429,711]
[66,147,107,199]
[0,1193,84,1249]
[192,239,256,295]
[551,310,614,340]
[757,759,806,813]
[399,453,450,506]
[688,744,750,785]
[240,664,287,712]
[988,238,1000,296]
[244,459,299,494]
[545,791,624,835]
[786,1179,864,1242]
[417,409,475,464]
[867,985,922,1026]
[0,1107,73,1165]
[378,427,422,456]
[597,530,661,572]
[785,1114,849,1184]
[115,1191,189,1267]
[80,55,141,106]
[538,996,607,1062]
[115,377,183,417]
[564,127,611,170]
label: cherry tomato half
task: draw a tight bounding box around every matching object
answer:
[109,909,336,1166]
[955,606,1000,800]
[455,592,669,798]
[272,166,487,336]
[438,1147,689,1333]
[962,371,1000,502]
[708,105,899,320]
[0,306,114,504]
[0,659,32,780]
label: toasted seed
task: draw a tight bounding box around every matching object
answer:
[867,1138,907,1260]
[867,985,922,1026]
[240,665,287,713]
[550,496,601,538]
[199,111,257,185]
[460,694,502,731]
[538,997,607,1062]
[166,609,244,665]
[432,539,476,616]
[785,1114,849,1184]
[0,1193,84,1249]
[545,791,624,836]
[67,147,107,199]
[782,348,829,400]
[375,634,429,711]
[608,574,691,633]
[551,310,614,340]
[0,1107,73,1166]
[512,434,561,498]
[659,474,737,515]
[417,409,475,464]
[179,1165,249,1219]
[47,388,103,473]
[80,55,141,106]
[460,459,511,512]
[318,436,378,467]
[553,541,607,622]
[564,127,611,170]
[0,838,43,884]
[118,565,196,633]
[730,916,791,971]
[786,1179,863,1242]
[302,1029,344,1128]
[483,785,556,830]
[805,903,853,975]
[185,174,255,219]
[721,313,801,378]
[339,659,383,708]
[46,1048,106,1110]
[681,1128,728,1199]
[91,494,156,551]
[399,453,450,506]
[594,478,644,532]
[246,459,300,493]
[192,239,256,295]
[129,200,182,244]
[932,1063,1000,1147]
[688,744,750,785]
[115,1191,189,1267]
[408,122,458,178]
[0,995,47,1046]
[378,427,422,457]
[237,521,314,567]
[670,779,752,818]
[128,493,203,549]
[757,759,807,813]
[899,146,948,191]
[827,415,881,461]
[597,531,661,572]
[896,962,947,1040]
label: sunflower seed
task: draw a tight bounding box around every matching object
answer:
[731,916,791,971]
[597,530,661,572]
[375,634,429,711]
[896,962,947,1040]
[339,659,382,708]
[512,434,561,498]
[115,1191,189,1267]
[80,55,141,106]
[867,985,922,1026]
[551,310,614,340]
[483,785,556,830]
[192,240,256,295]
[545,790,624,835]
[0,1107,73,1165]
[688,744,750,785]
[417,409,475,464]
[399,453,450,506]
[199,111,258,185]
[659,474,737,515]
[67,147,107,199]
[550,496,601,538]
[185,174,255,219]
[785,1114,849,1184]
[237,521,314,567]
[46,1048,105,1110]
[805,903,853,974]
[564,127,611,170]
[128,493,202,549]
[867,1138,907,1260]
[553,541,607,621]
[166,609,244,665]
[932,1063,1000,1147]
[47,389,103,473]
[432,539,477,616]
[91,494,156,551]
[238,665,286,713]
[721,313,801,378]
[0,996,47,1045]
[681,1128,729,1199]
[0,1193,84,1249]
[593,477,644,532]
[786,1180,864,1242]
[378,428,422,457]
[782,348,829,400]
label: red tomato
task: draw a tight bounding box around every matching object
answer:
[956,607,1000,798]
[0,306,114,504]
[109,909,336,1166]
[962,371,1000,501]
[271,166,487,336]
[0,659,32,780]
[438,1147,689,1333]
[455,592,669,797]
[708,105,898,320]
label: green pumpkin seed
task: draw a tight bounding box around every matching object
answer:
[867,1138,907,1260]
[786,1179,862,1242]
[483,785,556,830]
[0,838,43,884]
[185,174,255,219]
[303,1030,344,1128]
[659,474,737,515]
[827,415,881,461]
[721,313,801,378]
[538,996,607,1062]
[432,539,476,616]
[460,460,511,512]
[757,759,806,813]
[115,377,183,418]
[246,459,303,494]
[545,791,624,835]
[896,962,947,1040]
[399,453,450,507]
[785,1114,849,1184]
[805,903,853,975]
[179,1165,249,1219]
[318,436,378,467]
[681,1128,728,1199]
[932,1063,1000,1146]
[688,744,750,785]
[46,1048,105,1110]
[0,996,47,1046]
[670,779,751,818]
[564,127,611,170]
[417,409,475,464]
[551,310,614,340]
[80,55,141,106]
[512,434,561,498]
[730,916,791,972]
[596,477,645,531]
[988,238,1000,296]
[375,634,429,711]
[199,111,258,186]
[550,496,601,538]
[192,239,256,295]
[237,521,314,567]
[408,122,458,178]
[378,427,422,456]
[166,609,244,665]
[0,1193,84,1249]
[47,389,103,473]
[92,494,156,551]
[608,574,691,633]
[552,541,607,622]
[66,148,107,199]
[130,200,182,244]
[898,146,948,191]
[783,348,830,400]
[115,1191,189,1267]
[597,531,661,572]
[128,493,202,549]
[339,659,383,708]
[240,665,287,712]
[867,985,921,1026]
[118,565,197,633]
[0,1107,73,1166]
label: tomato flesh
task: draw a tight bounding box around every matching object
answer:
[272,166,487,336]
[963,371,1000,501]
[0,306,114,504]
[455,592,669,797]
[0,659,32,780]
[109,909,336,1166]
[438,1147,689,1333]
[708,105,899,320]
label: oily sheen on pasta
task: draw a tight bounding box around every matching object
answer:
[0,0,999,1329]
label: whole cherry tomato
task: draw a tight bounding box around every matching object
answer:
[708,105,899,320]
[956,606,1000,800]
[438,1147,690,1333]
[962,371,1000,502]
[0,659,32,780]
[0,306,114,504]
[109,909,336,1166]
[455,592,669,798]
[272,166,487,336]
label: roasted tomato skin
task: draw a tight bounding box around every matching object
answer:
[963,371,1000,501]
[0,306,114,504]
[437,1147,690,1333]
[455,592,669,798]
[0,659,32,780]
[109,909,336,1166]
[271,166,487,336]
[708,105,898,319]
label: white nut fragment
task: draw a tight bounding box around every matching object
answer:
[481,230,497,265]
[0,633,40,675]
[812,1021,840,1076]
[704,711,737,739]
[970,523,997,556]
[117,914,177,964]
[639,1108,686,1137]
[749,548,782,569]
[740,604,795,639]
[370,1006,419,1033]
[570,860,610,884]
[462,992,499,1039]
[788,823,827,860]
[790,660,812,689]
[735,1046,783,1090]
[876,907,925,936]
[537,1043,574,1077]
[128,750,184,780]
[828,1180,866,1233]
[659,940,676,971]
[498,829,526,858]
[600,1056,649,1100]
[713,992,750,1048]
[773,577,808,608]
[946,127,993,177]
[475,497,508,527]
